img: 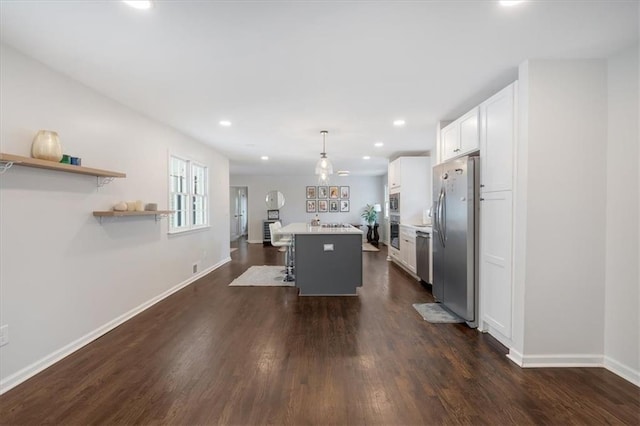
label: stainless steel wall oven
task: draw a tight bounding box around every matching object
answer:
[390,214,400,250]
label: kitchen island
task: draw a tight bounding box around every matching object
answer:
[277,223,363,296]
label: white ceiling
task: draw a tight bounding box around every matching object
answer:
[1,1,637,176]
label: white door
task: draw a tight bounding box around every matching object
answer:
[238,187,248,236]
[480,190,513,339]
[229,187,241,240]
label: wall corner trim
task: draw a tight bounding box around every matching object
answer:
[603,356,640,387]
[0,256,231,395]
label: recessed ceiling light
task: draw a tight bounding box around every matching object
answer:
[363,156,371,160]
[219,120,232,127]
[393,119,406,127]
[122,0,153,10]
[499,0,524,6]
[374,142,384,147]
[260,156,269,161]
[337,170,350,177]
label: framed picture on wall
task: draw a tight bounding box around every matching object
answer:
[329,186,339,199]
[340,186,350,199]
[318,186,328,199]
[318,200,328,212]
[329,200,339,212]
[306,186,317,199]
[306,200,317,213]
[267,209,280,220]
[340,200,350,212]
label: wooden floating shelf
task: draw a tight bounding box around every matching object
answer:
[93,210,174,218]
[0,153,126,178]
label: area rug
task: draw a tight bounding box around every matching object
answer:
[362,243,380,252]
[229,265,295,287]
[413,303,465,323]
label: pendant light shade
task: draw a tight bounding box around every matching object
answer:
[315,155,333,175]
[315,130,333,180]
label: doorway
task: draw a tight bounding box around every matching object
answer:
[229,186,248,241]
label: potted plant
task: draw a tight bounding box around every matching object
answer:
[361,204,378,226]
[361,204,380,245]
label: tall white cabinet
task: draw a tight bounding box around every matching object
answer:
[479,83,517,344]
[388,156,432,224]
[387,156,431,275]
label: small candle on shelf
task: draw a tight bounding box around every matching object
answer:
[135,200,144,212]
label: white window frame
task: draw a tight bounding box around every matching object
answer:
[168,154,209,234]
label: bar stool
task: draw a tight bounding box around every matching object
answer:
[269,223,295,282]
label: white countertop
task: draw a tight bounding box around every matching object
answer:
[401,223,432,232]
[278,222,363,235]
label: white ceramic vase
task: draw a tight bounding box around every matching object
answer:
[31,130,63,162]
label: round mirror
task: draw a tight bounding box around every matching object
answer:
[265,190,285,210]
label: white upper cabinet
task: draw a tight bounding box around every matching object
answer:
[480,83,516,192]
[441,122,459,161]
[439,106,480,163]
[459,107,480,154]
[388,157,402,190]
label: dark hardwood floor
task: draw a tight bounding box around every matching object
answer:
[1,239,639,425]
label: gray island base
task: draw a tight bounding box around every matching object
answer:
[277,223,363,296]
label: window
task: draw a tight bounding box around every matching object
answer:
[169,155,209,233]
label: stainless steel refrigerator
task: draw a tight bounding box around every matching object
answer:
[432,155,479,327]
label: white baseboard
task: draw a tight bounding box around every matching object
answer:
[506,351,640,387]
[0,257,231,395]
[515,353,604,368]
[247,240,263,244]
[604,356,640,387]
[507,348,524,366]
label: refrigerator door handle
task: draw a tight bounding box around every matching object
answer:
[441,188,446,245]
[437,186,446,247]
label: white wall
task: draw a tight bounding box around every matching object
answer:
[514,59,607,361]
[229,175,385,242]
[604,44,639,383]
[0,45,230,392]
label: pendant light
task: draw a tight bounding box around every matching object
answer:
[315,130,333,184]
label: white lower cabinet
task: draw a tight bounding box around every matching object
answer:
[389,246,400,262]
[400,226,417,274]
[480,190,513,340]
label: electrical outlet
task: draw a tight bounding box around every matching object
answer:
[192,263,198,274]
[0,325,8,347]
